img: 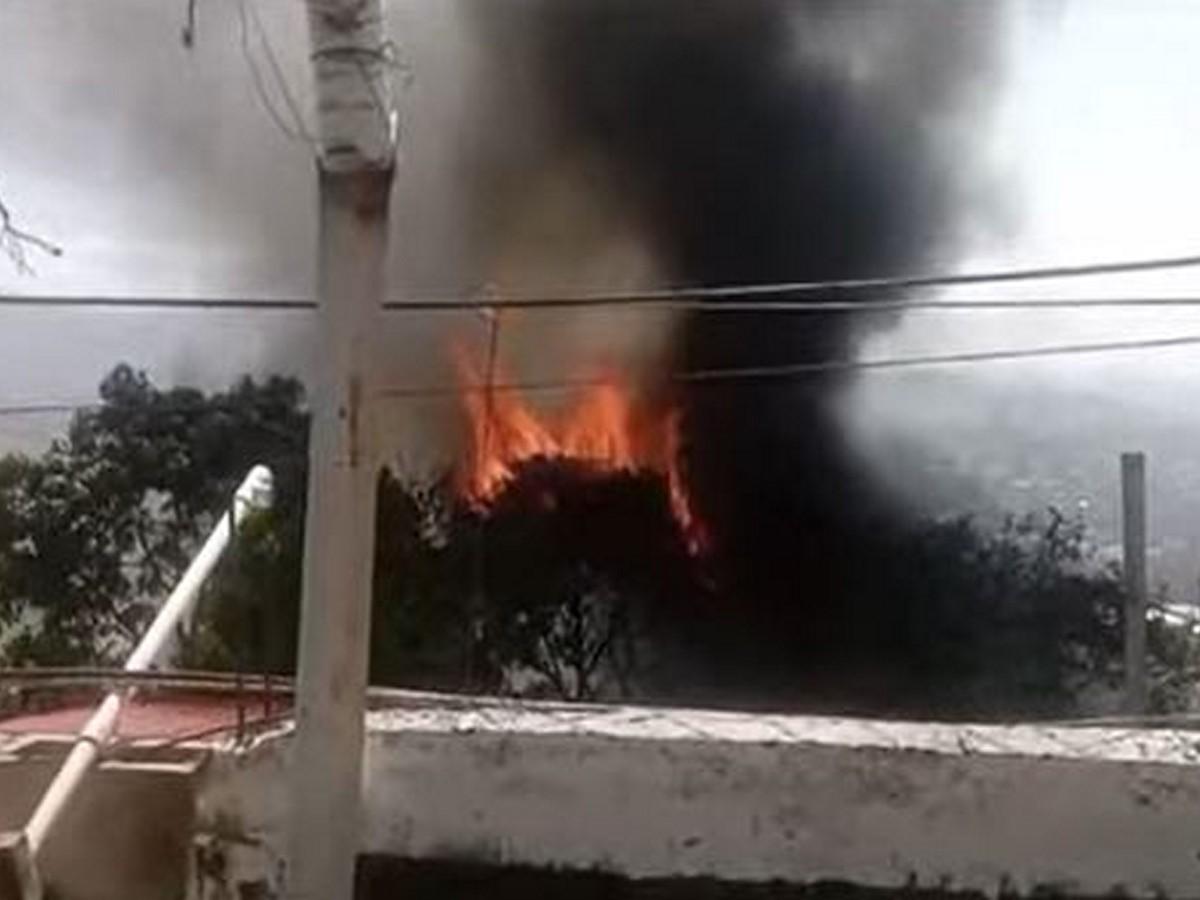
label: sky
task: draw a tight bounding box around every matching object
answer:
[5,0,1200,583]
[844,0,1200,574]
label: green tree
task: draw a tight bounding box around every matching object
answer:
[462,459,703,700]
[1,364,1194,720]
[368,471,474,689]
[851,508,1196,718]
[0,364,307,665]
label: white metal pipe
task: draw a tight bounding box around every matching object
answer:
[126,465,274,671]
[23,696,120,856]
[21,465,274,858]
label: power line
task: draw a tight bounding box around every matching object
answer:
[8,292,1200,315]
[632,296,1200,314]
[677,334,1200,382]
[390,295,1200,315]
[7,254,1200,315]
[378,333,1200,400]
[0,401,86,417]
[0,393,310,424]
[384,253,1200,310]
[244,0,314,143]
[237,0,315,146]
[1,333,1198,421]
[0,295,315,311]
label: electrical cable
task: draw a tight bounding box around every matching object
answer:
[376,333,1200,400]
[7,254,1200,314]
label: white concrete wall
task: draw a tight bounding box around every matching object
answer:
[192,697,1200,899]
[0,735,197,900]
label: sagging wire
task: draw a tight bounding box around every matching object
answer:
[383,253,1200,311]
[237,0,317,146]
[0,334,1199,422]
[178,0,315,146]
[376,333,1200,401]
[8,254,1200,312]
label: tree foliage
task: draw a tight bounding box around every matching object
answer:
[868,510,1128,716]
[0,364,1194,719]
[460,459,703,699]
[0,364,306,664]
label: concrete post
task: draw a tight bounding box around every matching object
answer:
[289,2,396,897]
[287,169,392,900]
[1121,451,1148,714]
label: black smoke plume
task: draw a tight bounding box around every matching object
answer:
[466,1,1004,706]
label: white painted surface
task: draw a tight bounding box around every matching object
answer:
[190,697,1200,898]
[287,168,391,900]
[289,0,396,893]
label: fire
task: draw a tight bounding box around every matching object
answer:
[454,346,707,552]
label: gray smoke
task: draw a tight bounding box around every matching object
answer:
[449,0,1009,692]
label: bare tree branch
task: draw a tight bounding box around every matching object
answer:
[0,194,62,275]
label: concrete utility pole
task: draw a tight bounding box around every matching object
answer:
[1121,451,1148,715]
[288,2,397,899]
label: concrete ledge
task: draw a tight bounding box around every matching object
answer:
[362,699,1200,764]
[194,698,1200,899]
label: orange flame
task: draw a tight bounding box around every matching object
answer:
[454,346,707,552]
